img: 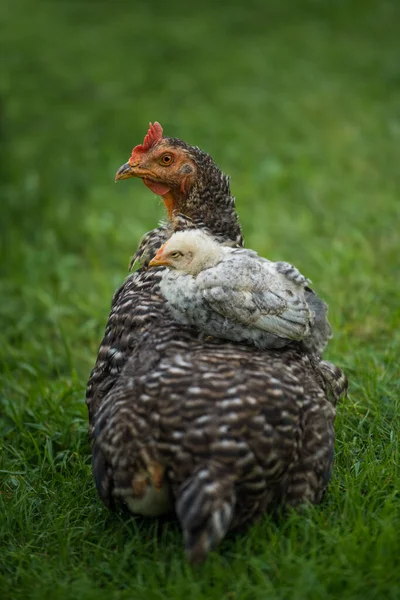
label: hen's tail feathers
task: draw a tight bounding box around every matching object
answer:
[175,465,236,564]
[317,360,348,406]
[92,442,115,510]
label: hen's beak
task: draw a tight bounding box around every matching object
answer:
[115,161,138,182]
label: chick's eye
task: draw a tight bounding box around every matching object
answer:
[170,251,183,259]
[160,153,174,166]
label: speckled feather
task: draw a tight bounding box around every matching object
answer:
[156,230,332,354]
[89,271,337,562]
[86,128,347,563]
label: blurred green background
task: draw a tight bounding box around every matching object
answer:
[0,1,399,598]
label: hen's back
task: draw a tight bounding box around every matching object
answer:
[89,268,337,562]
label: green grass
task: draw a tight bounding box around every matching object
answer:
[1,0,399,598]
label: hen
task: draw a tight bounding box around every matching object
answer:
[149,229,331,355]
[87,122,347,563]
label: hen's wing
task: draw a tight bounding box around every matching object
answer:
[197,253,313,341]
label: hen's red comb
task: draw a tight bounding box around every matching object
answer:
[131,122,163,158]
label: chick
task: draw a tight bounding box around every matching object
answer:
[149,229,331,355]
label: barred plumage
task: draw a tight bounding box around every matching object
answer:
[87,122,347,563]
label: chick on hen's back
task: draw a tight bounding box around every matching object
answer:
[149,229,331,354]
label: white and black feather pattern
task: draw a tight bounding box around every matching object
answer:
[89,274,337,563]
[86,136,346,563]
[158,237,330,354]
[87,258,344,563]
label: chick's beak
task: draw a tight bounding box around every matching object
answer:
[148,247,171,268]
[115,161,139,182]
[148,256,171,268]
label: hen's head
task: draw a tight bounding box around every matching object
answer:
[115,121,243,246]
[115,122,201,217]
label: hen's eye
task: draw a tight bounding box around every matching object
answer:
[160,153,174,166]
[170,251,183,259]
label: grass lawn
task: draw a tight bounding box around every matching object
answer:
[0,1,399,598]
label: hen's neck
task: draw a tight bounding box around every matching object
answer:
[166,139,244,246]
[183,165,243,246]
